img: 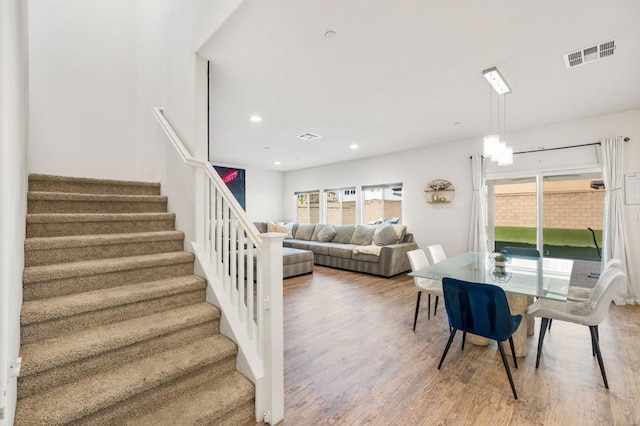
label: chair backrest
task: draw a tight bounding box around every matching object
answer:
[407,249,431,288]
[442,277,520,341]
[407,249,429,272]
[501,246,541,258]
[425,244,447,265]
[585,268,627,325]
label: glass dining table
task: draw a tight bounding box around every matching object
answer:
[409,251,574,357]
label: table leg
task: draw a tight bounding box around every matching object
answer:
[505,293,532,358]
[466,334,490,346]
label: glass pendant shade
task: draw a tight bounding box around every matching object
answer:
[497,144,513,165]
[483,134,500,158]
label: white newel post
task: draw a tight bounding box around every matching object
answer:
[256,232,285,425]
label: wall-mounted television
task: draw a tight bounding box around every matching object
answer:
[213,165,246,210]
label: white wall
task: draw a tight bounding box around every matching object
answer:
[283,109,640,300]
[0,0,29,423]
[28,0,142,180]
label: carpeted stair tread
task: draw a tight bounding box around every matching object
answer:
[15,334,237,425]
[20,302,220,377]
[26,212,175,224]
[28,173,161,195]
[25,230,184,251]
[124,370,255,426]
[28,191,168,203]
[21,274,205,325]
[23,251,193,284]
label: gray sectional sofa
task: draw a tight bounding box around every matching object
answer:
[255,222,418,277]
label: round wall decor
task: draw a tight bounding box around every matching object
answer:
[424,179,455,203]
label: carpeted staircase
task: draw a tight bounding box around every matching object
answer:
[15,174,255,425]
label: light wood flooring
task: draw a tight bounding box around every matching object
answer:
[282,266,640,425]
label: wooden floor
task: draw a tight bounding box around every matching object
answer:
[282,266,640,425]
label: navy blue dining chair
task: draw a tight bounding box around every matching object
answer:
[501,246,541,258]
[438,277,522,399]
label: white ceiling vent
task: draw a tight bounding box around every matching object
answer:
[297,132,322,141]
[563,39,617,69]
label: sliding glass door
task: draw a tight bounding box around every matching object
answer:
[488,170,604,260]
[542,173,604,260]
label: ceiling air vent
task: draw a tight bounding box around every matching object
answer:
[563,39,617,69]
[297,132,321,141]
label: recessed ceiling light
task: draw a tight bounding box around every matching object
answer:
[274,161,281,165]
[454,121,462,125]
[264,146,270,150]
[350,144,359,150]
[249,115,262,123]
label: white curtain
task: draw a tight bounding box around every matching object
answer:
[469,155,488,252]
[601,137,637,304]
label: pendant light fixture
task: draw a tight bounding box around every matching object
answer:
[483,67,513,165]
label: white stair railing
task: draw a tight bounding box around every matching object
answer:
[152,107,284,424]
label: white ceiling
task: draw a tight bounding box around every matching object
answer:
[201,0,640,171]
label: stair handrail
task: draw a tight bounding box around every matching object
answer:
[152,107,284,425]
[152,107,262,247]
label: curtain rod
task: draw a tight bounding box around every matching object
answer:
[514,137,630,155]
[469,137,630,159]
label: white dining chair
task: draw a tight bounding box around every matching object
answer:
[567,258,622,302]
[407,249,443,331]
[425,244,447,266]
[526,267,627,389]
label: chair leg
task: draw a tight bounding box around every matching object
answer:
[427,294,432,320]
[536,317,550,368]
[434,295,439,317]
[591,325,599,357]
[461,332,467,351]
[589,325,609,389]
[497,341,518,400]
[412,292,421,331]
[548,318,553,331]
[508,336,518,368]
[438,328,458,369]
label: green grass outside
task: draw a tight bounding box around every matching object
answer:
[495,226,602,247]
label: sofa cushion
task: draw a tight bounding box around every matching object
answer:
[332,225,355,244]
[289,240,310,250]
[305,241,330,255]
[328,244,358,259]
[294,223,315,240]
[311,224,326,241]
[317,225,336,242]
[282,247,314,265]
[373,224,400,245]
[352,252,381,263]
[350,225,376,245]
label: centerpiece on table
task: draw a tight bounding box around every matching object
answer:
[489,251,511,275]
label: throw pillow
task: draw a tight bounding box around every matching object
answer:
[294,223,315,241]
[317,225,337,242]
[373,224,400,246]
[271,222,293,238]
[332,225,355,244]
[349,225,376,245]
[311,224,326,241]
[392,224,407,242]
[267,221,278,232]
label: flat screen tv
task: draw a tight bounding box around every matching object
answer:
[213,165,246,211]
